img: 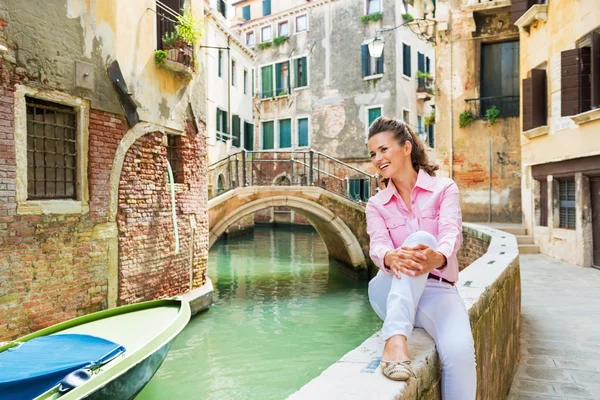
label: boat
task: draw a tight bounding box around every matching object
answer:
[0,298,191,400]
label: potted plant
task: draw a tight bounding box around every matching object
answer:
[159,9,202,68]
[459,110,473,128]
[485,106,501,125]
[424,110,435,126]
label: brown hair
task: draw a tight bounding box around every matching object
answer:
[368,116,439,178]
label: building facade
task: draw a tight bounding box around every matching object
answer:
[0,0,210,341]
[434,0,522,222]
[516,0,600,267]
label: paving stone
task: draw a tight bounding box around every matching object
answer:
[553,382,595,398]
[511,378,558,394]
[569,370,600,385]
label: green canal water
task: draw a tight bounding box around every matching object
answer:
[137,226,381,400]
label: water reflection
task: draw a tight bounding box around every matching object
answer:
[138,226,380,400]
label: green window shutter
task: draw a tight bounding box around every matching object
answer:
[301,57,307,87]
[417,52,425,73]
[242,5,251,20]
[286,61,291,93]
[368,107,381,125]
[361,44,369,77]
[232,115,241,147]
[275,63,283,95]
[279,119,292,148]
[261,65,273,98]
[223,110,228,135]
[377,50,384,74]
[295,59,300,87]
[244,122,254,151]
[263,0,271,16]
[262,121,274,149]
[403,44,411,77]
[297,118,309,147]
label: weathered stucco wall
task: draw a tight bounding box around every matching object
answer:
[288,224,521,400]
[435,2,522,223]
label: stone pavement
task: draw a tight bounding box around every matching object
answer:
[508,254,600,399]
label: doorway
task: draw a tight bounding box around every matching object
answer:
[591,177,600,268]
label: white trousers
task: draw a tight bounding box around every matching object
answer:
[368,231,476,400]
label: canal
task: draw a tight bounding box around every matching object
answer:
[137,225,380,400]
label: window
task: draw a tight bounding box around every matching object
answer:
[427,124,435,148]
[216,107,228,142]
[261,26,272,42]
[244,121,254,151]
[417,52,425,73]
[261,65,274,98]
[217,0,227,18]
[263,0,271,16]
[231,59,236,87]
[232,115,241,147]
[218,50,223,77]
[262,121,274,149]
[426,56,431,73]
[348,178,370,202]
[561,30,600,116]
[156,0,182,50]
[403,43,411,77]
[481,41,520,117]
[367,106,382,127]
[366,0,381,14]
[246,31,255,47]
[361,44,384,77]
[297,117,309,147]
[402,109,410,123]
[278,21,289,37]
[559,179,576,229]
[294,56,308,88]
[275,61,290,96]
[244,69,248,95]
[242,5,251,20]
[417,115,423,134]
[26,97,77,199]
[279,119,292,148]
[296,15,308,33]
[522,68,547,131]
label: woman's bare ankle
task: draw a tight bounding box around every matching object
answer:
[382,335,409,361]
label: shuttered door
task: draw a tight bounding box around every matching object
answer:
[244,122,254,151]
[262,121,274,150]
[539,179,547,227]
[591,177,600,268]
[561,48,591,116]
[279,119,291,148]
[531,69,547,129]
[522,77,533,131]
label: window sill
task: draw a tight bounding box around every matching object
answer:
[402,74,411,81]
[514,4,548,33]
[293,86,309,91]
[523,125,549,139]
[162,59,194,77]
[17,200,89,215]
[364,74,383,81]
[570,108,600,126]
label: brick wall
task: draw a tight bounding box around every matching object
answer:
[457,227,492,271]
[117,122,208,305]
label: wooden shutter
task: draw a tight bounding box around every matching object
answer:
[417,52,425,72]
[263,0,271,16]
[531,69,547,129]
[244,122,254,151]
[511,0,531,24]
[242,5,251,21]
[562,48,591,116]
[403,44,411,77]
[377,50,384,74]
[539,179,548,227]
[301,57,307,87]
[522,77,533,131]
[361,44,369,77]
[232,115,240,147]
[426,57,431,74]
[592,31,600,109]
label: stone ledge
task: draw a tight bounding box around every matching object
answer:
[514,4,548,33]
[570,108,600,126]
[288,223,520,400]
[462,0,511,13]
[523,125,549,140]
[181,278,214,316]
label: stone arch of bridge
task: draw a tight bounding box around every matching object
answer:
[209,189,368,270]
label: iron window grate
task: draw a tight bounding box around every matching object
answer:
[559,179,576,229]
[26,97,77,200]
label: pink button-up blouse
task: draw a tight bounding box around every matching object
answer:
[366,169,463,283]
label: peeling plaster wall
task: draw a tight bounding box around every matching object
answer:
[238,0,435,161]
[434,2,522,222]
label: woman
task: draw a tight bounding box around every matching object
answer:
[366,117,476,400]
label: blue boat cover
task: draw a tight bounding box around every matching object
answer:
[0,334,126,400]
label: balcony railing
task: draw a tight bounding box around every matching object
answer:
[464,95,520,119]
[417,77,434,95]
[208,150,378,203]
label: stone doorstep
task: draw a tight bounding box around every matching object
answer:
[181,278,214,316]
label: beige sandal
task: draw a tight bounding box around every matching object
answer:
[380,359,414,381]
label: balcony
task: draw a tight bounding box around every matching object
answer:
[156,1,195,75]
[417,75,434,101]
[464,95,519,119]
[463,0,511,14]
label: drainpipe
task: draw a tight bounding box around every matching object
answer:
[227,35,231,146]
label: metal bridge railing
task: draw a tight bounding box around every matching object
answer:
[208,149,378,204]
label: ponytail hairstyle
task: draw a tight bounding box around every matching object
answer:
[368,116,439,184]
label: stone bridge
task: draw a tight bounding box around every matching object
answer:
[208,186,372,274]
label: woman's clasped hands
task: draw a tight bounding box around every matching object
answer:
[383,244,445,279]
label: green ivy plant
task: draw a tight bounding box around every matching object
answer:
[402,13,414,22]
[416,70,432,80]
[360,12,383,23]
[155,50,168,65]
[424,111,435,126]
[273,35,288,46]
[485,106,501,125]
[257,41,272,50]
[175,9,202,45]
[459,110,473,128]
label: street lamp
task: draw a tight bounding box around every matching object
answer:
[367,17,437,58]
